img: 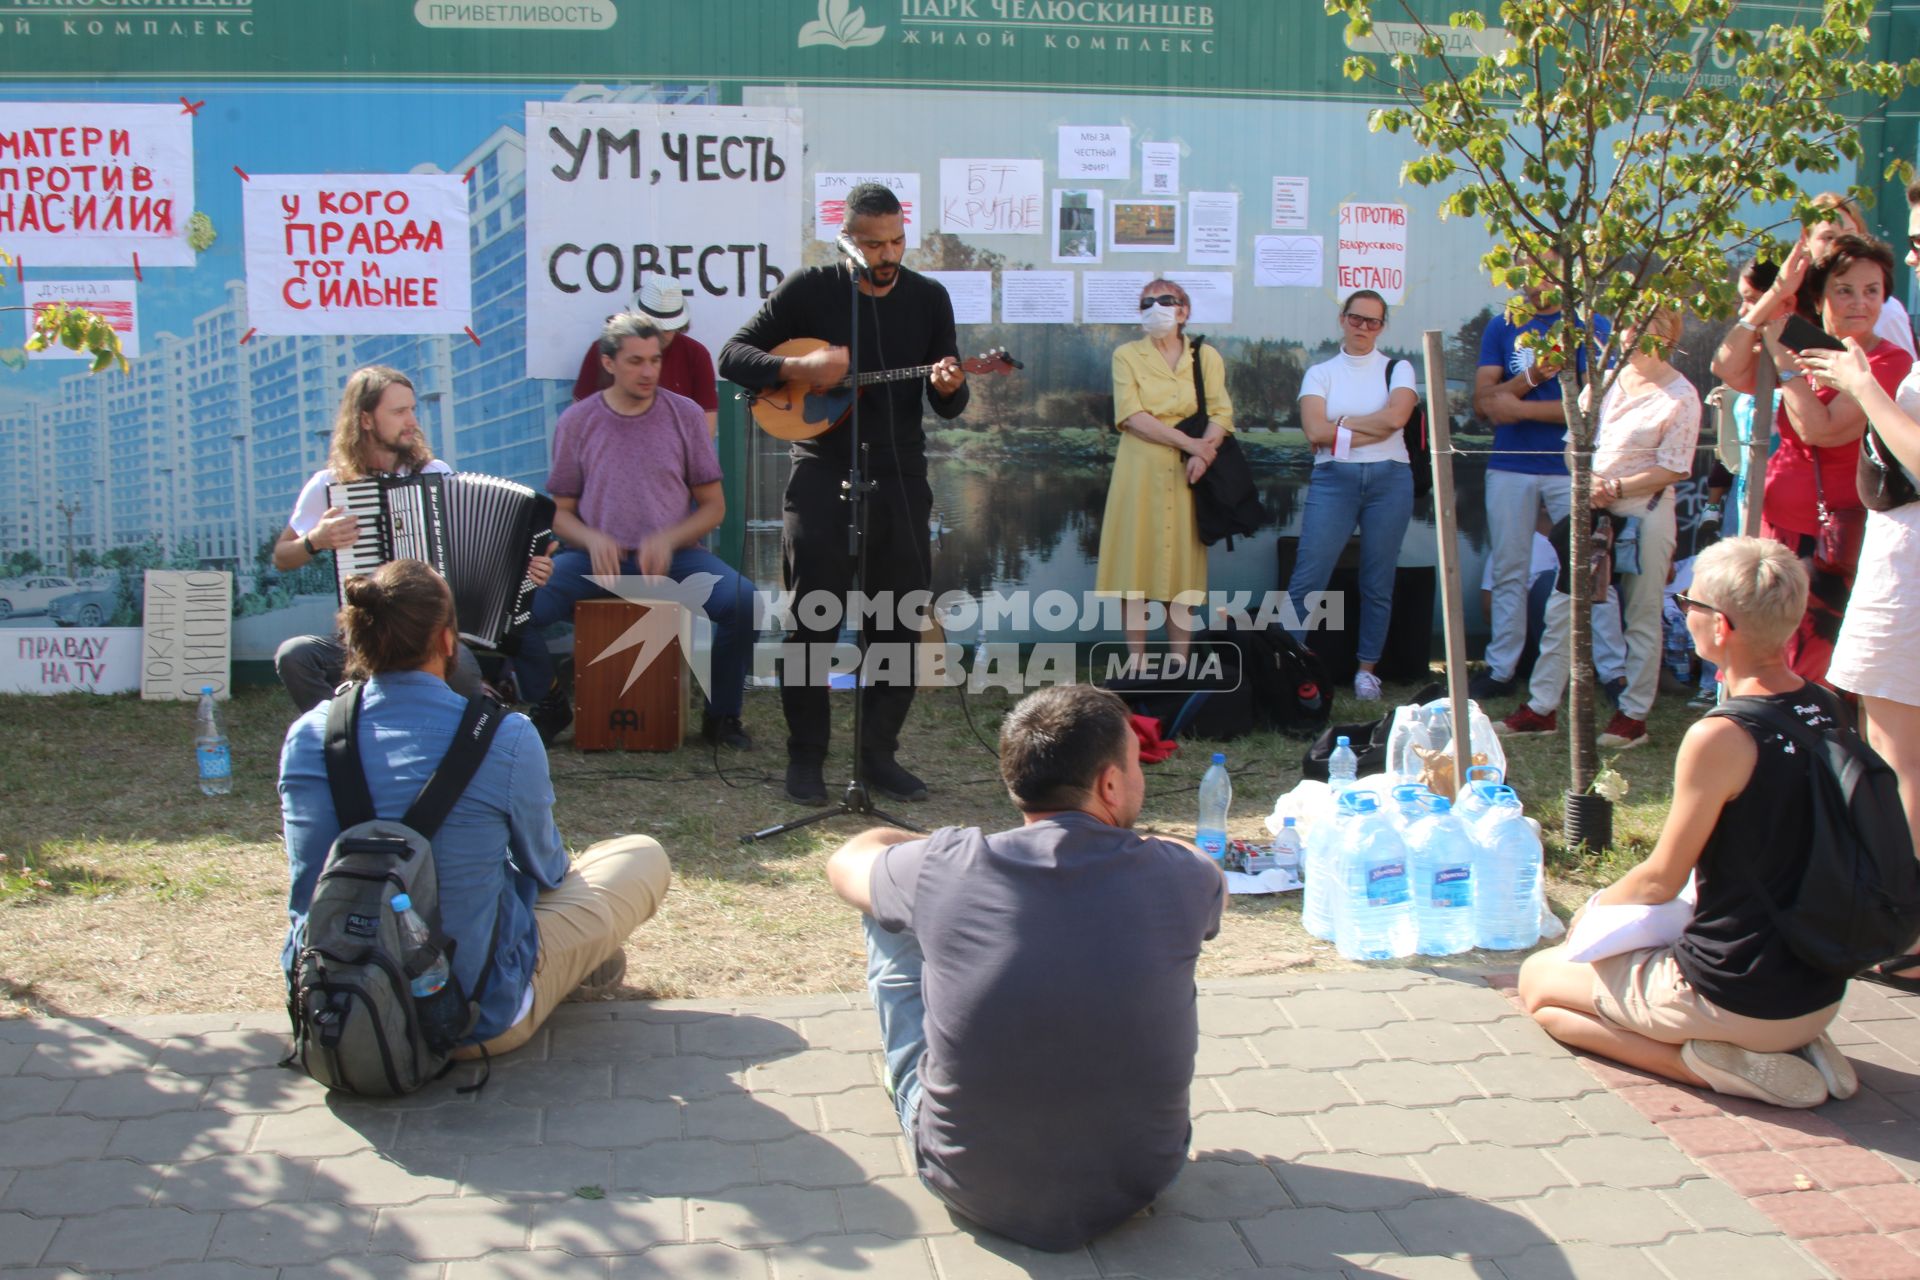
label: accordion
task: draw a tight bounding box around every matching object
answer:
[328,471,556,649]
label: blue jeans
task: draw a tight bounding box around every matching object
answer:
[1285,460,1415,664]
[864,915,928,1135]
[515,546,752,718]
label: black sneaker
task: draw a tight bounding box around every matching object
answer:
[862,755,929,802]
[529,690,573,747]
[701,712,753,751]
[1468,671,1516,700]
[785,757,828,806]
[1602,676,1627,707]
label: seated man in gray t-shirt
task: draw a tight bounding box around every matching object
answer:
[826,684,1225,1252]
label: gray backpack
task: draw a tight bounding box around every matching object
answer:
[283,684,505,1096]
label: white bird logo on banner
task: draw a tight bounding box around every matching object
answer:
[799,0,885,49]
[583,573,721,700]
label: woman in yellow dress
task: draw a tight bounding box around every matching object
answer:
[1096,278,1235,657]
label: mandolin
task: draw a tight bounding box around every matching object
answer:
[745,338,1021,441]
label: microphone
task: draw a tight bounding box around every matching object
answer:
[834,232,868,277]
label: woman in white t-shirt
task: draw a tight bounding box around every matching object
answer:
[1284,289,1419,701]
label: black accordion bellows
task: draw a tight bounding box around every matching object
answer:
[327,471,556,648]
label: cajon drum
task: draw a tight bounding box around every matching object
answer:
[573,599,688,751]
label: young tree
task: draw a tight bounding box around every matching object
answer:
[1328,0,1919,799]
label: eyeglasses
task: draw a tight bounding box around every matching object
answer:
[1343,313,1385,331]
[1139,294,1183,310]
[1673,592,1736,630]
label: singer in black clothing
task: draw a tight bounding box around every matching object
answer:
[720,183,970,806]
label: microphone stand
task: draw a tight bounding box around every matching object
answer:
[745,247,913,842]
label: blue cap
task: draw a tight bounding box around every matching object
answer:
[1426,794,1452,812]
[1282,816,1296,827]
[1337,791,1379,814]
[201,685,214,694]
[391,893,412,912]
[1211,752,1226,764]
[1336,735,1350,747]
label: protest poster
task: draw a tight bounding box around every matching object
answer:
[939,159,1043,235]
[242,174,472,336]
[0,102,195,267]
[24,279,139,358]
[1336,201,1409,303]
[523,103,804,379]
[815,171,920,248]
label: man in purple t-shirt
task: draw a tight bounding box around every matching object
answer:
[517,314,754,749]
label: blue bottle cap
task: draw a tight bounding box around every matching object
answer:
[1282,817,1296,827]
[1427,794,1452,813]
[201,685,214,694]
[391,893,412,912]
[1336,736,1350,747]
[1211,752,1226,764]
[1337,790,1379,814]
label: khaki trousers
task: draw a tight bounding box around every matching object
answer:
[454,834,671,1059]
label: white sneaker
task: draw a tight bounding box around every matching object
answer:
[1353,671,1383,702]
[1681,1039,1828,1109]
[1795,1031,1859,1101]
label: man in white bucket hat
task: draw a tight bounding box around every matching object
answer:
[571,276,720,435]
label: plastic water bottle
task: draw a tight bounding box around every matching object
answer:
[1328,735,1359,791]
[1271,817,1303,873]
[1334,792,1416,961]
[1455,776,1505,826]
[1301,804,1347,940]
[1196,753,1232,866]
[1406,795,1476,955]
[1390,783,1432,829]
[194,685,232,796]
[1472,786,1543,951]
[390,893,449,998]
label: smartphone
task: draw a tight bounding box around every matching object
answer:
[1780,313,1847,353]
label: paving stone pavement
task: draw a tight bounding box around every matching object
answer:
[0,970,1869,1278]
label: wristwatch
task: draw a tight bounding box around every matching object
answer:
[301,533,317,555]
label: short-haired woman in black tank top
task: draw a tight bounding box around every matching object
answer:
[1516,537,1856,1109]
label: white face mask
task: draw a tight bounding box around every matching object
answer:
[1140,304,1179,338]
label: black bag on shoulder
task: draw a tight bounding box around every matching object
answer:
[1708,696,1920,978]
[1386,358,1432,498]
[283,684,505,1096]
[1176,335,1267,549]
[1857,425,1920,513]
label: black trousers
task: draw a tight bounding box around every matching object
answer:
[781,459,933,761]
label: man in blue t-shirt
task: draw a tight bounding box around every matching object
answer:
[1472,264,1610,699]
[825,685,1224,1252]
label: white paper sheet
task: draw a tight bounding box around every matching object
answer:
[1167,271,1234,324]
[1186,191,1239,266]
[1141,141,1180,195]
[1051,188,1104,263]
[1058,125,1130,181]
[1001,270,1075,324]
[1271,176,1309,229]
[814,171,921,248]
[920,270,993,325]
[1336,201,1409,303]
[1254,234,1323,288]
[1082,271,1154,324]
[940,158,1044,234]
[24,279,139,358]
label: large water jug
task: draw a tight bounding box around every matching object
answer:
[1390,783,1432,829]
[1405,795,1476,955]
[1472,785,1543,950]
[1334,792,1416,961]
[1301,798,1349,940]
[1454,772,1506,826]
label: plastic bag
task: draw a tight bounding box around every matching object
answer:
[1385,697,1507,790]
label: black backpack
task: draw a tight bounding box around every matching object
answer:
[1709,696,1920,978]
[1235,623,1334,736]
[1177,335,1267,548]
[283,684,505,1096]
[1386,358,1432,498]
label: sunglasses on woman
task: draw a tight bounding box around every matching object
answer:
[1342,312,1385,331]
[1673,592,1736,630]
[1139,294,1183,310]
